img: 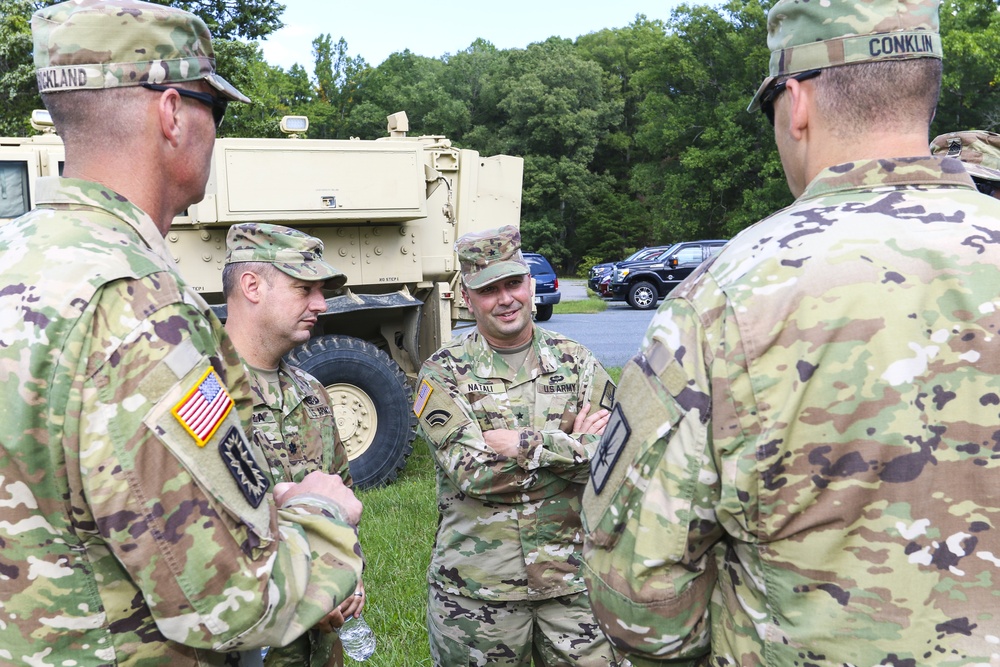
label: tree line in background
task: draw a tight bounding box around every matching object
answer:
[2,0,999,272]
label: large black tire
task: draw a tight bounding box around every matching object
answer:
[286,335,416,489]
[627,280,659,310]
[535,304,553,321]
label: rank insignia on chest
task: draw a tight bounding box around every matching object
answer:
[219,426,270,508]
[172,368,234,446]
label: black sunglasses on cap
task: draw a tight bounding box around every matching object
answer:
[140,82,228,129]
[975,180,998,197]
[760,69,822,126]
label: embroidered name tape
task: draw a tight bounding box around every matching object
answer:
[172,368,234,446]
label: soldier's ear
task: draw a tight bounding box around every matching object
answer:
[460,286,475,315]
[154,87,185,148]
[240,270,265,304]
[783,77,813,141]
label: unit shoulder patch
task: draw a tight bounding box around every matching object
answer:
[590,404,631,495]
[219,426,270,508]
[599,380,616,411]
[424,409,453,428]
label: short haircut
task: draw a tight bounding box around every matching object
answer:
[222,261,278,300]
[41,88,140,146]
[813,59,942,137]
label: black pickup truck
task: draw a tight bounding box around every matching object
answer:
[608,239,727,309]
[587,245,669,292]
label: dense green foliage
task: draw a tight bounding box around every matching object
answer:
[2,0,999,269]
[0,0,285,134]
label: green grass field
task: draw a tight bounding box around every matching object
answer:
[353,441,437,665]
[553,280,608,315]
[552,296,607,314]
[353,365,623,664]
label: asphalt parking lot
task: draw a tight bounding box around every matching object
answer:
[544,278,655,368]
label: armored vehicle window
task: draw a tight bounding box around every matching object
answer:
[0,161,30,218]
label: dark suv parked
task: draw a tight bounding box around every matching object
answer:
[523,252,560,321]
[609,239,727,310]
[587,245,669,292]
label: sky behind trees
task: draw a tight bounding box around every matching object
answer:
[260,0,696,70]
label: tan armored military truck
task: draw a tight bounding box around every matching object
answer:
[0,111,524,488]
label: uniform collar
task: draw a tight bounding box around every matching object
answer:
[464,325,560,381]
[798,156,976,202]
[34,177,178,268]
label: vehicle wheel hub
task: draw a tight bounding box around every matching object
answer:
[327,383,378,459]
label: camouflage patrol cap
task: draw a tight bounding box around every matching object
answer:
[456,225,530,290]
[226,224,347,289]
[929,131,1000,183]
[748,0,943,111]
[32,0,250,102]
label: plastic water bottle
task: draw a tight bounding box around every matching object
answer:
[340,614,376,661]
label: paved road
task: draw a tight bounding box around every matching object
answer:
[542,278,655,368]
[453,278,657,369]
[559,277,590,302]
[542,304,654,369]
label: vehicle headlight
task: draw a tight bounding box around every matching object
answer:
[616,269,629,281]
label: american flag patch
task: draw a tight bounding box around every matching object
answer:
[413,379,433,417]
[172,368,234,446]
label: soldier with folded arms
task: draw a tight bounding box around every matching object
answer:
[416,225,620,666]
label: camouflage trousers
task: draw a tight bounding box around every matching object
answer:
[427,584,623,666]
[245,630,342,667]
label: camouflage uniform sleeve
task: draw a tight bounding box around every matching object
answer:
[581,294,721,665]
[416,355,573,503]
[516,352,617,485]
[75,277,362,650]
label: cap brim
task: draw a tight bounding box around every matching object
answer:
[205,72,250,103]
[322,272,348,290]
[463,261,530,290]
[747,76,775,112]
[965,163,1000,183]
[273,259,347,290]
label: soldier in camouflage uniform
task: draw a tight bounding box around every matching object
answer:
[0,2,363,665]
[223,224,364,667]
[581,0,1000,664]
[931,130,1000,199]
[415,225,619,666]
